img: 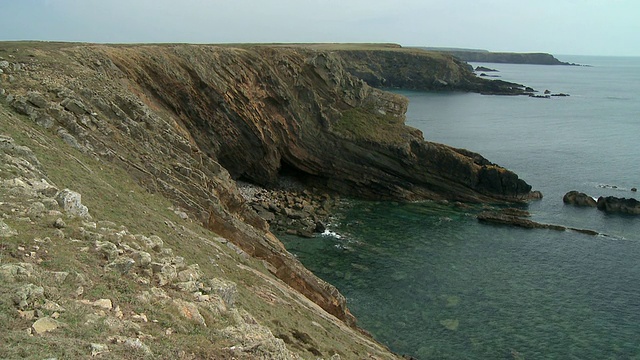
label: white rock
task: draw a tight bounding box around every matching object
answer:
[32,317,61,334]
[55,189,91,218]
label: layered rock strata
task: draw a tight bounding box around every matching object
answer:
[331,47,533,94]
[0,42,538,328]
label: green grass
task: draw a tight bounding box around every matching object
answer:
[333,107,410,145]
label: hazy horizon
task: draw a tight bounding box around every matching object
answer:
[1,0,638,57]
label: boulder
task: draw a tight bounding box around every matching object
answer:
[56,189,91,218]
[173,299,207,327]
[61,98,90,115]
[596,196,640,215]
[27,91,49,109]
[32,317,61,334]
[0,219,18,237]
[105,257,136,274]
[0,263,35,282]
[13,283,45,310]
[563,191,597,207]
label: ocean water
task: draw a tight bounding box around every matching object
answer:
[281,56,640,359]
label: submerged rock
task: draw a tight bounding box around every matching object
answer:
[440,319,459,331]
[477,209,600,236]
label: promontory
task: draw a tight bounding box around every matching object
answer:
[0,42,537,359]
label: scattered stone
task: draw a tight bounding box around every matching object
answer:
[42,300,66,312]
[90,343,109,356]
[0,263,35,282]
[123,338,152,356]
[0,219,18,237]
[177,265,201,282]
[238,182,340,237]
[174,210,189,220]
[56,189,91,218]
[28,201,47,218]
[53,218,66,229]
[95,240,119,261]
[45,271,70,285]
[32,317,61,334]
[138,235,163,252]
[173,280,199,293]
[152,263,177,286]
[18,310,36,320]
[13,283,45,310]
[131,250,152,268]
[92,298,113,310]
[131,313,148,323]
[173,299,207,327]
[105,257,135,274]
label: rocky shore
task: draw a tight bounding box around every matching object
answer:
[0,41,542,358]
[0,127,399,358]
[238,180,340,238]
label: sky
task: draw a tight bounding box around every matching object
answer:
[1,0,639,56]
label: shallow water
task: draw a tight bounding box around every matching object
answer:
[281,56,640,359]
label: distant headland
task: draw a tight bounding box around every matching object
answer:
[417,47,583,66]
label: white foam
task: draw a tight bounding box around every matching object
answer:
[321,229,342,239]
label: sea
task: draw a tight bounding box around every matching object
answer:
[281,55,640,359]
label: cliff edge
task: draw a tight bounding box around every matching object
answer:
[0,42,538,358]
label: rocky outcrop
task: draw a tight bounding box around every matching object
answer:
[563,191,597,207]
[0,133,398,359]
[330,47,533,95]
[0,42,538,331]
[597,196,640,215]
[477,209,600,236]
[476,66,499,72]
[430,49,574,65]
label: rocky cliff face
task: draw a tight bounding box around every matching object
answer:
[331,48,533,94]
[0,42,538,356]
[436,50,571,65]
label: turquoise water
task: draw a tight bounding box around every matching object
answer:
[281,56,640,359]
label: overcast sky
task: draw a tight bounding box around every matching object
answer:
[1,0,638,56]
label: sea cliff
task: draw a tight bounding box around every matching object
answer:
[0,42,537,358]
[423,48,573,65]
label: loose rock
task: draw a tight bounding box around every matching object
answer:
[32,317,62,334]
[56,189,91,218]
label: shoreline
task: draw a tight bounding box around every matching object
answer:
[237,178,341,238]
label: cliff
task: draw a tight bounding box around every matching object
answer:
[424,48,572,65]
[322,46,533,94]
[0,42,538,358]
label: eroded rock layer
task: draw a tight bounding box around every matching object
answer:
[0,42,537,327]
